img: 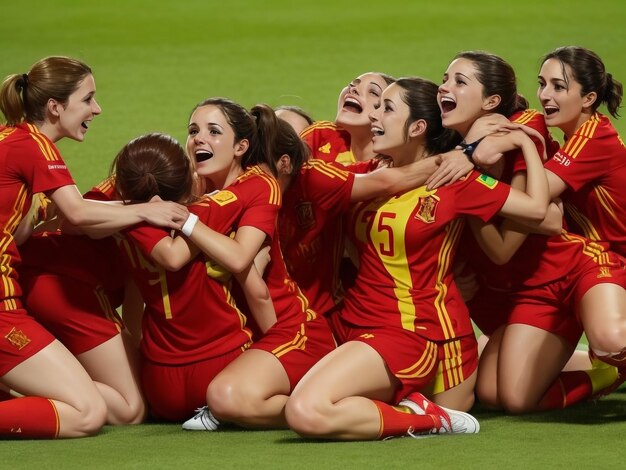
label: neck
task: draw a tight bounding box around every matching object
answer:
[36,121,62,143]
[207,163,244,190]
[348,127,377,162]
[562,110,595,139]
[393,141,428,168]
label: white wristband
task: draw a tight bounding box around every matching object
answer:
[181,213,199,237]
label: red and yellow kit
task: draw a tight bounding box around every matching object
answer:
[0,123,74,312]
[545,112,626,257]
[342,170,510,341]
[279,159,356,315]
[249,233,336,388]
[123,165,280,366]
[301,121,355,164]
[0,123,74,374]
[19,232,125,355]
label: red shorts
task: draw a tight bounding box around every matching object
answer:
[327,313,478,403]
[22,273,123,356]
[250,316,336,389]
[141,348,245,421]
[508,251,626,346]
[466,286,510,336]
[0,311,55,376]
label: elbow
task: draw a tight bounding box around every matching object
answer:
[526,204,549,224]
[490,252,513,266]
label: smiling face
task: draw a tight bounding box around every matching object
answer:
[537,58,595,137]
[369,83,411,160]
[335,72,390,131]
[438,58,494,137]
[55,74,101,142]
[186,104,245,182]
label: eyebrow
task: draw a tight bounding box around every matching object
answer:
[455,72,472,81]
[370,82,383,91]
[188,121,224,130]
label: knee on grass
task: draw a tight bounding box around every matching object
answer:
[284,395,334,437]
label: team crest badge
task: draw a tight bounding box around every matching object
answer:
[318,143,331,154]
[5,327,31,350]
[296,202,315,229]
[415,195,439,223]
[210,190,238,206]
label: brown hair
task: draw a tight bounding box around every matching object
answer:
[0,56,92,126]
[112,133,194,204]
[455,51,528,117]
[274,105,314,127]
[190,98,309,177]
[541,46,623,118]
[395,77,462,155]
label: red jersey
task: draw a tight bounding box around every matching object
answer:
[19,232,126,307]
[462,110,616,291]
[301,121,355,164]
[545,113,626,257]
[279,159,355,315]
[122,166,280,365]
[0,123,74,312]
[342,171,510,341]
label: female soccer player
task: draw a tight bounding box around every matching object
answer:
[0,56,185,438]
[275,105,314,135]
[436,51,626,413]
[284,76,551,441]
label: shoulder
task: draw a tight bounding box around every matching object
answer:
[234,166,281,205]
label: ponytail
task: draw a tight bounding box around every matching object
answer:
[0,74,27,125]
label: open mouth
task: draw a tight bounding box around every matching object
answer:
[81,121,89,129]
[343,97,363,113]
[439,96,456,114]
[195,151,214,163]
[371,126,384,136]
[544,106,558,116]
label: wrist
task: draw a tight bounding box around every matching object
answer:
[458,137,485,169]
[181,213,199,237]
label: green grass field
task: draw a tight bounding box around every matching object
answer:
[2,0,626,467]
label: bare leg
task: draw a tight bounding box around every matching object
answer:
[475,326,505,409]
[285,341,397,440]
[1,340,107,437]
[497,324,574,413]
[432,369,477,411]
[77,332,146,424]
[207,349,290,428]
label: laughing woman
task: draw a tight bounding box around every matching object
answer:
[285,77,550,441]
[0,56,186,438]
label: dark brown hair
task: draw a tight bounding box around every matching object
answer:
[541,46,622,117]
[455,51,528,117]
[0,56,92,126]
[395,77,462,155]
[112,133,194,204]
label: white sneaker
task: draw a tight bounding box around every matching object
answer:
[398,392,479,435]
[182,406,220,431]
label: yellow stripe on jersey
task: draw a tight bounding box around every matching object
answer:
[1,185,28,299]
[222,283,248,330]
[285,278,318,321]
[246,166,281,206]
[565,203,602,242]
[27,124,59,162]
[272,323,308,358]
[396,340,437,379]
[563,115,599,159]
[307,159,350,181]
[0,126,17,142]
[94,176,116,195]
[435,219,465,339]
[300,120,338,138]
[594,186,620,223]
[512,109,539,125]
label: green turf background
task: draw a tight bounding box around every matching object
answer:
[2,0,626,467]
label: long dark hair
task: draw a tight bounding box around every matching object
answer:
[455,51,528,117]
[395,77,462,155]
[541,46,622,118]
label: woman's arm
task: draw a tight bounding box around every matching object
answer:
[149,233,199,271]
[234,263,277,334]
[186,222,268,274]
[49,185,189,236]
